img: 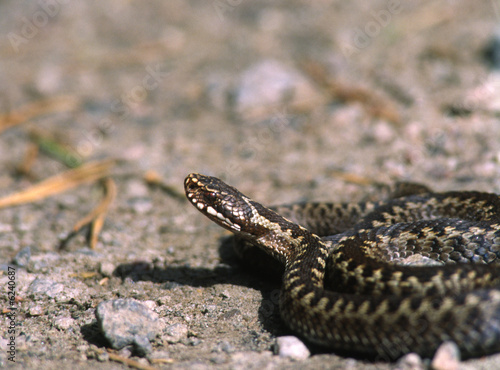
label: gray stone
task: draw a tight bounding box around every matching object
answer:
[117,347,132,358]
[12,246,31,267]
[485,26,500,69]
[27,253,61,273]
[162,323,188,344]
[186,337,202,346]
[28,278,65,298]
[132,335,153,357]
[96,350,109,362]
[95,299,160,356]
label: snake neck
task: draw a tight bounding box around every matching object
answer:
[282,235,330,289]
[229,197,320,267]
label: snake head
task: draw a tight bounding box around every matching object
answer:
[184,173,257,234]
[185,173,318,265]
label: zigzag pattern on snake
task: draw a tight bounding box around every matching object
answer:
[184,173,500,360]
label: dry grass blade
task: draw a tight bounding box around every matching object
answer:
[58,177,116,250]
[71,178,116,231]
[69,272,99,279]
[0,96,80,133]
[326,170,376,186]
[90,214,106,250]
[97,350,159,370]
[0,159,114,208]
[143,170,186,201]
[150,358,175,365]
[70,177,116,249]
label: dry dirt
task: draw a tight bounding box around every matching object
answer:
[1,1,500,369]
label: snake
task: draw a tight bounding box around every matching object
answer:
[184,173,500,360]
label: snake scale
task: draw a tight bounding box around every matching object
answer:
[184,173,500,360]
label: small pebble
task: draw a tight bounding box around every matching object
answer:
[132,335,153,357]
[76,344,90,353]
[431,341,460,370]
[12,246,31,267]
[28,305,44,316]
[219,289,232,299]
[210,353,228,364]
[186,337,202,346]
[99,262,115,277]
[143,300,157,311]
[274,336,310,360]
[161,26,186,53]
[162,323,188,344]
[395,352,424,370]
[126,180,150,197]
[117,347,132,358]
[234,59,324,119]
[485,27,500,69]
[129,198,153,214]
[96,350,109,362]
[163,281,182,290]
[27,253,60,273]
[135,358,151,368]
[28,278,65,299]
[95,299,160,356]
[372,121,395,143]
[157,295,172,306]
[35,63,63,94]
[54,317,75,331]
[215,340,235,353]
[463,73,500,113]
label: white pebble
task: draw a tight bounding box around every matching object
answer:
[234,60,324,119]
[143,300,157,311]
[99,262,115,277]
[274,336,310,360]
[431,341,460,370]
[395,352,424,370]
[54,317,75,331]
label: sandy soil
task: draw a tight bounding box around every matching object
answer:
[1,1,500,369]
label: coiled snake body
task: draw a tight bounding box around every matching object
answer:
[184,173,500,360]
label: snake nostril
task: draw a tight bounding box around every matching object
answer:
[185,180,198,194]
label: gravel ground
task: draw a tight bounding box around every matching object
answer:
[1,1,500,369]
